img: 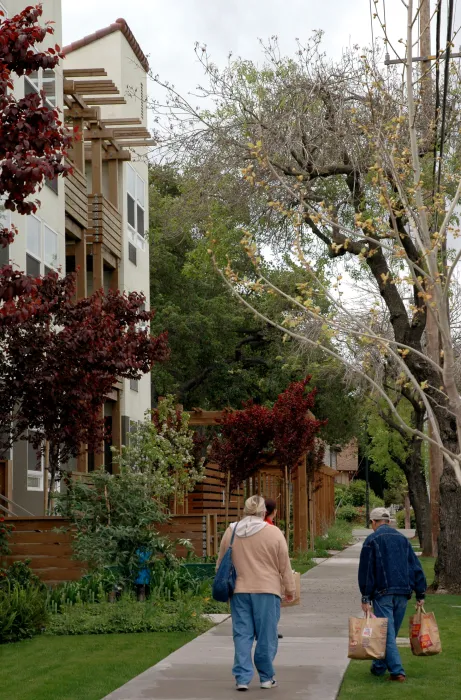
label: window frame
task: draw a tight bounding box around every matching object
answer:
[126,164,147,250]
[26,440,44,492]
[24,67,57,110]
[26,215,59,276]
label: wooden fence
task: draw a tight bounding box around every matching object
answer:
[3,514,219,584]
[186,459,336,546]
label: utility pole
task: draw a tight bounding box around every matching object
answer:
[365,456,370,528]
[419,0,443,557]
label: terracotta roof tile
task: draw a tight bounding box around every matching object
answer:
[62,18,149,73]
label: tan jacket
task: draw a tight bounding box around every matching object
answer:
[217,521,295,598]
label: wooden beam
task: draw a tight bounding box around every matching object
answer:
[102,247,117,270]
[298,455,308,552]
[72,117,85,171]
[64,215,83,242]
[76,448,88,473]
[116,140,156,147]
[84,128,115,140]
[85,148,131,161]
[85,97,126,106]
[94,405,105,471]
[110,263,120,291]
[112,128,151,136]
[64,68,107,77]
[93,241,103,290]
[101,118,142,126]
[65,107,100,120]
[75,236,87,300]
[91,139,103,194]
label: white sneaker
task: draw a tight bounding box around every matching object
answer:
[260,679,278,689]
[236,683,249,691]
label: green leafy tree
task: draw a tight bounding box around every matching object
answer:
[113,397,206,499]
[149,167,360,446]
[56,469,171,581]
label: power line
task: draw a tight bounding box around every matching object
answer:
[437,0,455,198]
[369,0,375,55]
[432,0,442,202]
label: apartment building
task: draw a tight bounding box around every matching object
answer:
[0,2,153,515]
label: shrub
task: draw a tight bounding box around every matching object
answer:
[0,560,45,592]
[56,468,173,583]
[314,520,353,552]
[335,481,384,509]
[336,504,360,522]
[0,583,49,644]
[395,508,416,529]
[47,569,123,613]
[47,595,211,636]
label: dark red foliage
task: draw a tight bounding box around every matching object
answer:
[0,267,169,468]
[210,403,274,489]
[272,377,326,475]
[0,5,71,247]
[210,378,326,489]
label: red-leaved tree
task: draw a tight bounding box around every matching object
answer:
[272,378,325,476]
[210,378,325,538]
[0,4,71,248]
[0,268,169,504]
[211,378,324,489]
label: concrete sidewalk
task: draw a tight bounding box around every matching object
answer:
[104,542,363,700]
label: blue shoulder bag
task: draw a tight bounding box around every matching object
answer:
[212,525,237,602]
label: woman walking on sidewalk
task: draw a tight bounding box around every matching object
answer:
[216,495,295,691]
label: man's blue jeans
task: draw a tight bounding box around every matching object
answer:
[372,594,408,677]
[230,593,280,685]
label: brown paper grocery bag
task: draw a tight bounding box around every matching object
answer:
[348,613,388,660]
[409,608,442,656]
[281,571,301,607]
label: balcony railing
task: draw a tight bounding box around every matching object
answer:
[87,194,122,259]
[65,165,88,231]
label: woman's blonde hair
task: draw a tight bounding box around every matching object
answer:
[243,495,266,518]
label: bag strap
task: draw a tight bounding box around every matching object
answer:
[229,524,237,548]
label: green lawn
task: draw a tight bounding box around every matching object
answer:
[339,559,461,700]
[0,632,196,700]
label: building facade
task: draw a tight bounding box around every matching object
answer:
[0,2,153,515]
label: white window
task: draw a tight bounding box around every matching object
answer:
[126,165,146,250]
[44,225,58,269]
[0,195,10,230]
[27,441,44,492]
[26,215,59,276]
[24,68,56,108]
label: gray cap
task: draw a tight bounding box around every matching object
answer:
[370,507,390,521]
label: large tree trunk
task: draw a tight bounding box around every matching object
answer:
[405,351,461,591]
[433,415,461,592]
[402,443,432,557]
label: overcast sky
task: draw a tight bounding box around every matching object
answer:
[62,0,415,101]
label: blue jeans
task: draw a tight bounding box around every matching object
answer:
[230,593,281,685]
[372,594,408,677]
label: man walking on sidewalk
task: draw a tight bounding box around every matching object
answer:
[358,507,427,683]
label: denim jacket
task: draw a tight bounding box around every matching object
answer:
[358,525,427,603]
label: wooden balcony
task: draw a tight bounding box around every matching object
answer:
[87,194,122,259]
[65,165,88,232]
